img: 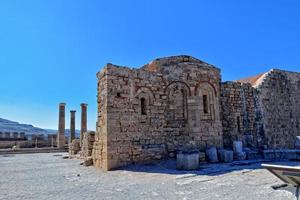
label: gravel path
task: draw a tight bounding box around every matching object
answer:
[0,153,297,200]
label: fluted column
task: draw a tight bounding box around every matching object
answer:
[80,103,88,146]
[57,103,66,149]
[70,110,76,143]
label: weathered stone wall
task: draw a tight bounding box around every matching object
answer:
[0,132,27,140]
[92,68,109,169]
[69,139,80,155]
[95,56,223,170]
[220,82,256,148]
[93,55,299,171]
[81,131,95,158]
[255,69,300,149]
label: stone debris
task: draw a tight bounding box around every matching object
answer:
[206,147,219,163]
[81,131,95,158]
[176,151,199,170]
[83,157,93,167]
[218,149,233,163]
[69,139,80,155]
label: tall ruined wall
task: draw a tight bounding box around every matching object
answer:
[255,69,300,149]
[222,69,300,149]
[95,56,223,170]
[92,67,109,169]
[220,82,256,148]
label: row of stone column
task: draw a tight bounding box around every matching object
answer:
[57,103,87,149]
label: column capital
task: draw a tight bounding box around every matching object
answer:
[80,103,88,106]
[70,110,76,113]
[59,103,66,106]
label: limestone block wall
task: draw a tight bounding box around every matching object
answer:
[255,69,300,148]
[81,131,95,158]
[95,56,223,170]
[220,82,256,148]
[92,67,108,169]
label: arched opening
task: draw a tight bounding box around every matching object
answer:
[203,95,208,114]
[141,98,146,115]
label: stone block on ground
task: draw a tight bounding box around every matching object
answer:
[233,141,243,153]
[246,150,262,160]
[295,136,300,149]
[83,157,93,166]
[199,152,206,162]
[218,149,233,163]
[263,149,298,160]
[234,151,246,161]
[232,141,246,160]
[176,151,199,170]
[206,147,218,163]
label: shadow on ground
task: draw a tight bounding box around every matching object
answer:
[118,159,300,177]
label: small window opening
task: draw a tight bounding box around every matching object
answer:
[116,92,121,97]
[141,98,146,115]
[203,95,208,114]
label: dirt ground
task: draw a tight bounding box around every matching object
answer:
[0,153,297,200]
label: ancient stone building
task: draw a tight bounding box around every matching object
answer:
[236,69,300,149]
[91,55,300,171]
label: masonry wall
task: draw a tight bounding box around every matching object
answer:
[93,56,300,171]
[220,82,256,148]
[221,69,300,149]
[92,67,109,169]
[255,69,300,149]
[95,56,223,170]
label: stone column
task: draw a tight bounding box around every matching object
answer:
[80,103,88,146]
[70,110,76,143]
[57,103,66,149]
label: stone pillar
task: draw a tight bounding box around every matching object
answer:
[57,103,66,149]
[70,110,76,143]
[80,103,88,146]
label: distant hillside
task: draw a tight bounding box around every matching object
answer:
[0,118,80,137]
[45,129,80,138]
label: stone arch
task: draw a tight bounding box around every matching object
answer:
[195,81,218,120]
[165,81,191,97]
[135,87,155,105]
[134,87,155,116]
[195,81,217,96]
[165,81,190,124]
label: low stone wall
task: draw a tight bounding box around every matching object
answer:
[0,140,52,149]
[69,139,80,155]
[81,131,95,158]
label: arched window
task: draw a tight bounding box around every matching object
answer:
[203,95,208,114]
[141,98,146,115]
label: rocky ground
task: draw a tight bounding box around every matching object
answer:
[0,153,298,200]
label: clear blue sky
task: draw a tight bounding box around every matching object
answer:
[0,0,299,130]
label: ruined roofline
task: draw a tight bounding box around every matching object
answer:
[235,72,267,87]
[235,68,300,88]
[269,68,300,75]
[96,55,220,79]
[142,55,220,72]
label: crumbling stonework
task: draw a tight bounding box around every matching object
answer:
[90,55,299,171]
[94,56,223,170]
[252,69,300,149]
[69,139,80,155]
[221,82,256,148]
[81,131,95,158]
[221,69,300,150]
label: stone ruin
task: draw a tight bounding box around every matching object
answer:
[67,55,300,171]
